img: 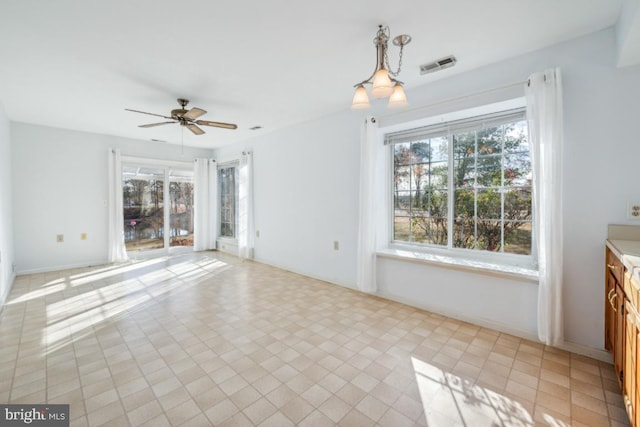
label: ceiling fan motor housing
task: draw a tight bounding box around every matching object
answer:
[171,108,188,119]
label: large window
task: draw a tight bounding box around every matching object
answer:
[388,108,532,257]
[122,164,194,252]
[218,164,238,239]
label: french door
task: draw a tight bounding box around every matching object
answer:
[122,163,194,254]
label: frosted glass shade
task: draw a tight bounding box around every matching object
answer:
[388,83,408,108]
[351,85,371,109]
[370,69,393,98]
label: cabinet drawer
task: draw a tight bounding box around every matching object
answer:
[608,247,625,284]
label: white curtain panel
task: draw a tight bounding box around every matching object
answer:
[238,151,254,260]
[193,158,217,251]
[107,148,128,263]
[526,68,564,346]
[357,117,378,293]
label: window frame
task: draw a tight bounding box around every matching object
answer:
[120,156,194,257]
[383,100,536,270]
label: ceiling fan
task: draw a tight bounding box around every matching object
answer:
[125,98,237,135]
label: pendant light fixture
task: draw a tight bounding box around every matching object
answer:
[351,25,411,110]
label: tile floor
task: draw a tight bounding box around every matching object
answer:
[0,252,631,426]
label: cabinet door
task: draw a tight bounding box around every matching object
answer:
[625,303,636,422]
[606,269,616,351]
[615,283,626,387]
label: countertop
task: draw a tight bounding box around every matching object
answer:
[607,239,640,282]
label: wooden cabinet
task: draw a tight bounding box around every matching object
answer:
[606,247,626,386]
[605,246,640,426]
[626,300,637,420]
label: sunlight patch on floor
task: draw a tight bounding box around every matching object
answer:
[42,258,229,355]
[412,356,568,426]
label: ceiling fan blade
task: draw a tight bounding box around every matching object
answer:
[125,108,173,120]
[196,120,238,130]
[183,107,206,120]
[139,121,176,128]
[186,124,205,135]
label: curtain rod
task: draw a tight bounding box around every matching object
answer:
[378,79,527,120]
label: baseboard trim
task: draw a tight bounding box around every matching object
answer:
[251,256,357,291]
[377,291,613,362]
[556,341,612,364]
[16,259,108,275]
[376,290,540,342]
[0,271,17,314]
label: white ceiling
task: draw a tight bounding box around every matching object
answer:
[0,0,633,149]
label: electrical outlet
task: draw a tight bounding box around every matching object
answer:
[256,230,260,238]
[629,202,640,220]
[81,233,87,240]
[56,234,64,243]
[334,241,340,251]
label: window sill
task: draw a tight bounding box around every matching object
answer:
[376,248,539,283]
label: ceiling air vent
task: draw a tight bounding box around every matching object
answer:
[420,55,457,75]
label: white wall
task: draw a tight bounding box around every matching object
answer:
[11,123,212,273]
[214,110,361,288]
[217,28,640,353]
[0,100,15,307]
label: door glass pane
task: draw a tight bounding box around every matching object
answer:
[169,169,194,247]
[219,166,237,238]
[122,167,164,251]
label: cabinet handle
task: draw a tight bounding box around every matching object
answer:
[611,293,618,312]
[608,264,617,271]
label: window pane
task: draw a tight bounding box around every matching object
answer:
[504,221,532,255]
[394,165,411,191]
[476,154,502,187]
[412,216,448,245]
[169,179,194,247]
[504,154,532,187]
[477,126,503,155]
[123,168,164,252]
[394,190,411,211]
[425,189,448,218]
[454,188,475,218]
[453,157,475,188]
[394,143,412,166]
[453,218,475,249]
[411,164,429,208]
[476,188,502,219]
[394,215,410,241]
[427,161,448,188]
[476,220,503,252]
[430,137,448,162]
[504,188,532,221]
[392,136,448,246]
[219,166,238,238]
[453,131,476,159]
[504,120,529,153]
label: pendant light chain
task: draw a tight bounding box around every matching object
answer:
[386,43,405,77]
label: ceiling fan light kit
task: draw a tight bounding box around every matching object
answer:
[126,98,237,135]
[352,25,411,110]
